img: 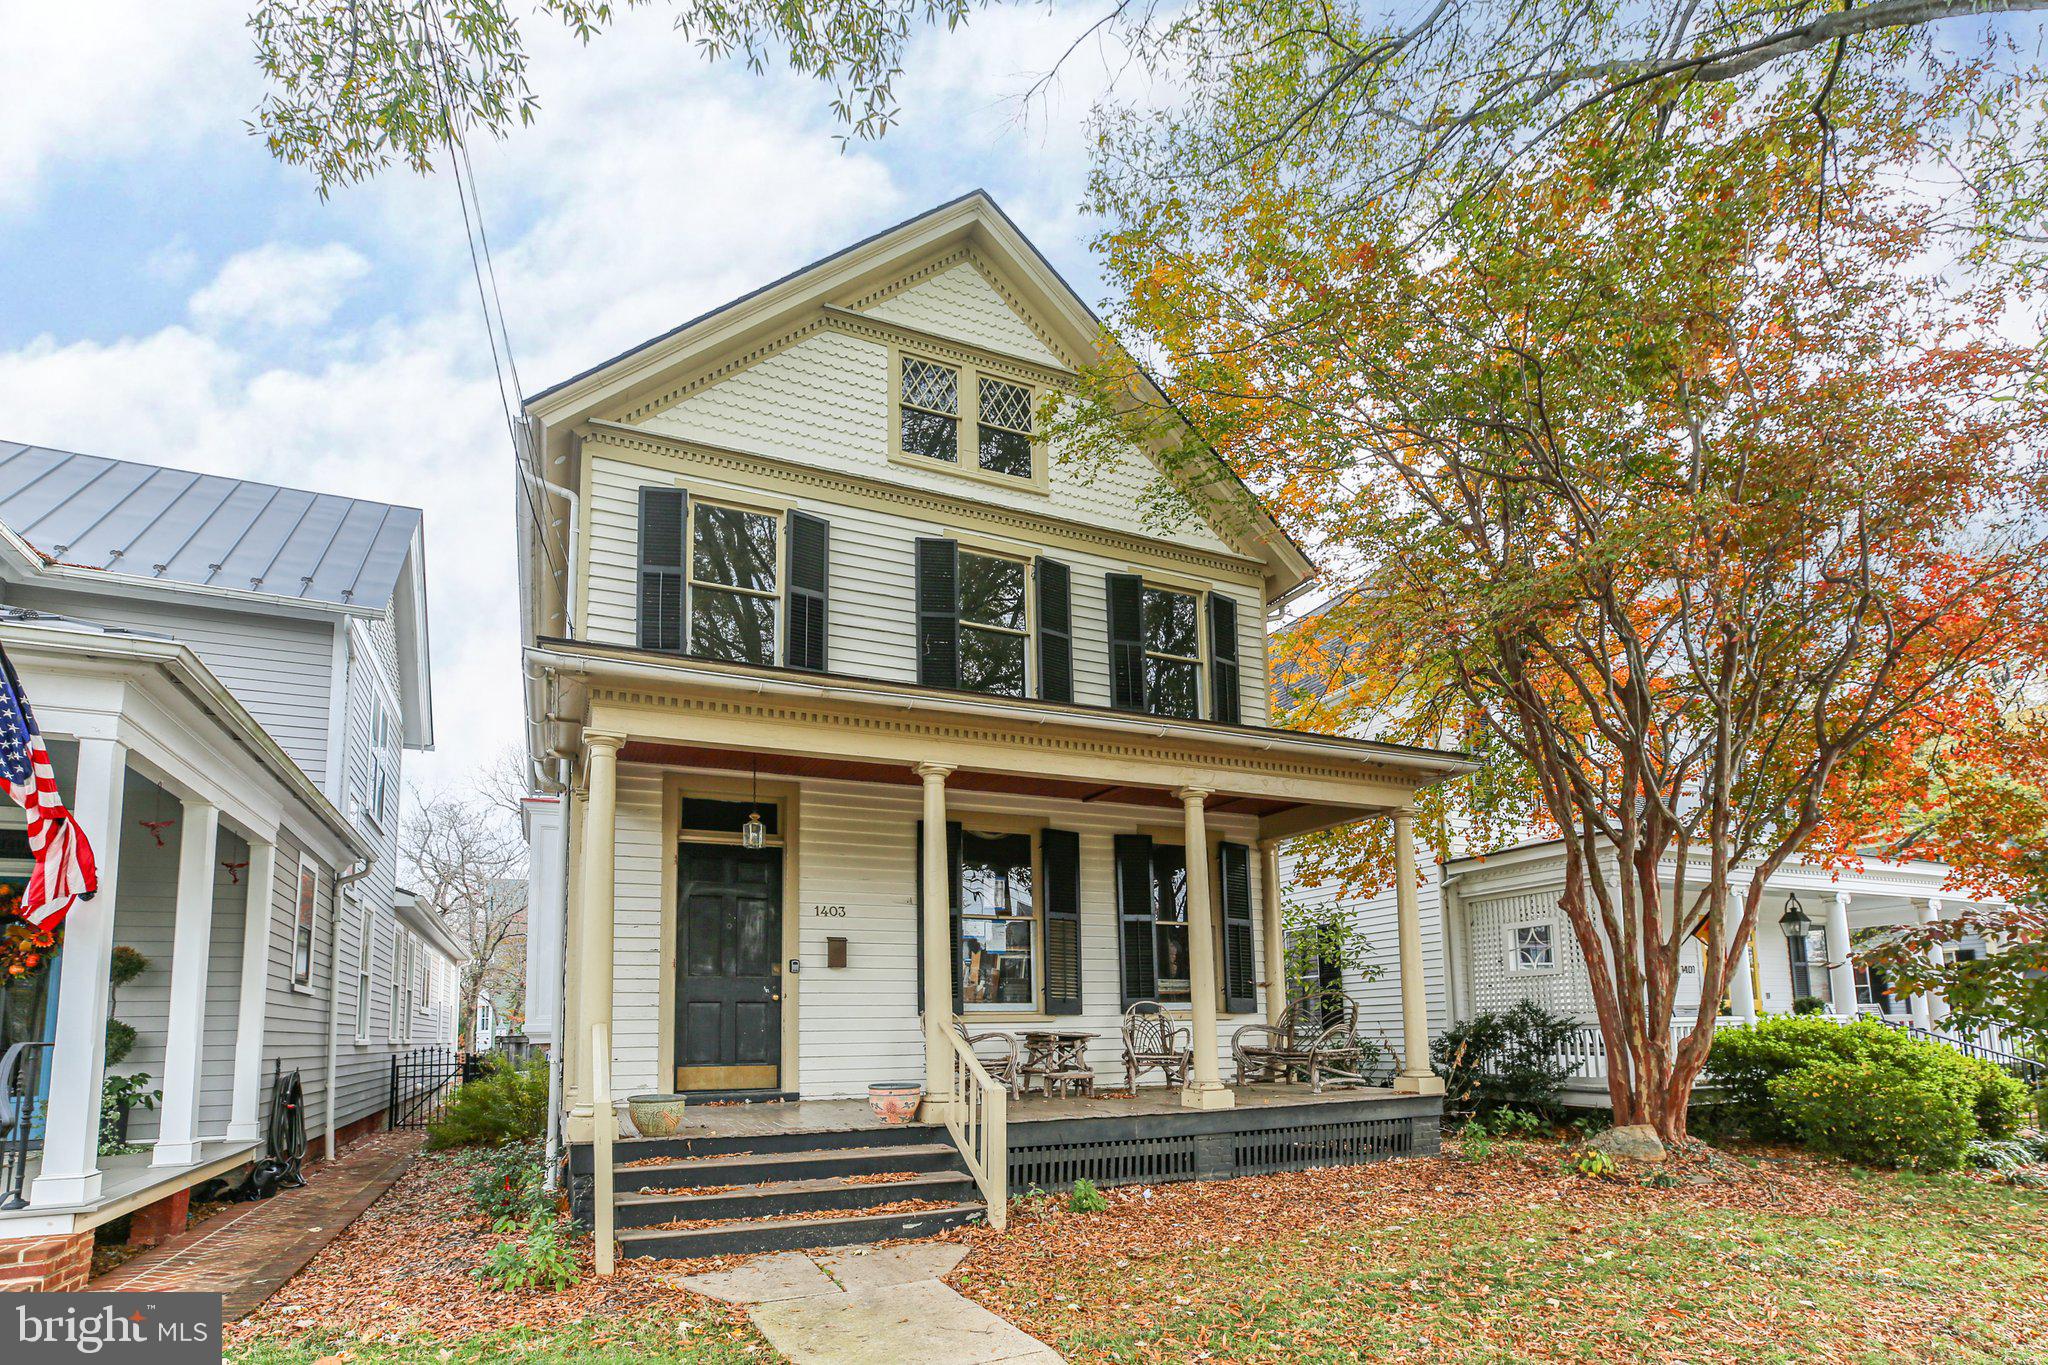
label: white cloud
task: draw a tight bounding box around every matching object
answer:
[189,242,374,332]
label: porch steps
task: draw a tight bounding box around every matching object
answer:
[594,1126,986,1260]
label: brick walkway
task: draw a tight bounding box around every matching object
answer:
[94,1130,425,1320]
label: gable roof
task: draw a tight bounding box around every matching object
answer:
[521,190,1316,599]
[0,439,422,611]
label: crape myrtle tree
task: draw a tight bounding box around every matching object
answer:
[1048,64,2048,1138]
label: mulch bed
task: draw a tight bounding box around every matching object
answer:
[227,1151,757,1348]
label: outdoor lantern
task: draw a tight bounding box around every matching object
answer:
[742,809,766,849]
[1778,892,1813,940]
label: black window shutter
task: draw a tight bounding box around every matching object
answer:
[785,511,829,671]
[637,487,686,653]
[1208,591,1241,724]
[916,538,960,689]
[1107,573,1145,711]
[913,822,966,1015]
[1218,841,1257,1013]
[1114,832,1157,1008]
[912,819,965,1013]
[1042,828,1082,1015]
[1035,557,1073,703]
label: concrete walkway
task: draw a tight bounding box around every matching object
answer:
[680,1243,1063,1365]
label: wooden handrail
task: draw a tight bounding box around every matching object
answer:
[940,1026,1008,1231]
[592,1023,615,1277]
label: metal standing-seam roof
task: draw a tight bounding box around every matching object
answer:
[0,439,422,610]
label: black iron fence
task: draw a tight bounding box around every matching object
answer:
[387,1046,487,1131]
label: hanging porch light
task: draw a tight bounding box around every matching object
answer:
[1778,891,1813,940]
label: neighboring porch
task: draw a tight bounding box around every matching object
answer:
[0,620,366,1272]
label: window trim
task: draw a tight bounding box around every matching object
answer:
[291,858,319,991]
[889,345,1051,494]
[1505,918,1559,976]
[686,497,784,668]
[956,546,1034,699]
[955,821,1046,1015]
[388,929,406,1044]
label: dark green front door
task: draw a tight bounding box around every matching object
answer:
[675,843,782,1092]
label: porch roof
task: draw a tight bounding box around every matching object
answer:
[532,638,1477,838]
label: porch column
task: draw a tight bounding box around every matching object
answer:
[570,731,624,1133]
[1259,839,1287,1025]
[917,763,954,1120]
[1391,809,1445,1095]
[31,736,128,1207]
[1920,896,1947,1026]
[226,839,279,1142]
[154,799,221,1166]
[1729,943,1759,1024]
[1177,788,1232,1109]
[1826,891,1857,1020]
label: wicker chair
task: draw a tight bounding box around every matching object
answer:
[1231,990,1369,1093]
[1120,1001,1192,1090]
[953,1021,1023,1099]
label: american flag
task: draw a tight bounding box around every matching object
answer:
[0,641,97,929]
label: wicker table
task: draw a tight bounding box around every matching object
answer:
[1019,1029,1098,1097]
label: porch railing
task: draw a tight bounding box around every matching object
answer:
[1534,1018,1705,1083]
[941,1027,1008,1231]
[0,1041,49,1211]
[1880,1018,2045,1084]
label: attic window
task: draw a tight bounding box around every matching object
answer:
[896,351,1043,487]
[900,357,959,463]
[977,377,1033,477]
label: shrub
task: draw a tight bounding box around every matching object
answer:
[475,1216,581,1292]
[428,1060,548,1150]
[1569,1148,1617,1179]
[1456,1121,1493,1162]
[1432,1002,1580,1118]
[1707,1016,2030,1143]
[1768,1060,1977,1170]
[468,1147,550,1225]
[1067,1178,1109,1214]
[1967,1136,2048,1176]
[1791,996,1828,1016]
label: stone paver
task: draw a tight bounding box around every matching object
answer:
[92,1130,423,1319]
[679,1242,1062,1365]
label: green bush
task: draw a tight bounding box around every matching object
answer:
[474,1216,581,1292]
[1432,1002,1581,1118]
[427,1060,548,1150]
[468,1147,550,1225]
[1707,1016,2030,1143]
[1790,996,1828,1016]
[1768,1060,1978,1170]
[1067,1177,1109,1214]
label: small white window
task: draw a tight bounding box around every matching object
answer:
[367,699,396,828]
[388,930,405,1043]
[353,900,373,1043]
[292,860,319,988]
[1508,921,1556,974]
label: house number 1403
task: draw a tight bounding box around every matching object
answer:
[813,905,848,917]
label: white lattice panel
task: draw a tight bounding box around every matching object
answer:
[1465,890,1595,1018]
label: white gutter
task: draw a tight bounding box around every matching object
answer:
[528,644,1481,781]
[543,756,572,1190]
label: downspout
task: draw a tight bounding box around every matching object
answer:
[543,753,573,1189]
[324,856,377,1163]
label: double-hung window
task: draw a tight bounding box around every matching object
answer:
[368,699,395,827]
[1144,843,1193,1002]
[957,551,1029,697]
[389,931,405,1043]
[958,831,1036,1010]
[1141,586,1202,720]
[897,354,1038,483]
[353,900,373,1042]
[689,501,779,666]
[291,860,318,989]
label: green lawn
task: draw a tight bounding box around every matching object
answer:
[229,1317,775,1364]
[955,1156,2048,1363]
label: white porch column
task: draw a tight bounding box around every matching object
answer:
[917,763,954,1120]
[31,736,127,1207]
[1259,839,1287,1026]
[226,839,279,1142]
[1391,809,1445,1095]
[1826,891,1857,1019]
[1921,896,1947,1026]
[1729,943,1759,1024]
[154,799,220,1166]
[1177,787,1232,1110]
[570,731,624,1134]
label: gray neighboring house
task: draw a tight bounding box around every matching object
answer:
[0,439,447,1285]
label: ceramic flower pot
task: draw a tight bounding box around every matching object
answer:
[627,1093,688,1138]
[867,1081,924,1123]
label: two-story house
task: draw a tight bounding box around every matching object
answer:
[0,440,451,1290]
[517,193,1475,1263]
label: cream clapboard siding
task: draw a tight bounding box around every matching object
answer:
[631,333,1238,559]
[1279,857,1452,1061]
[584,455,1270,720]
[605,765,1269,1100]
[6,583,339,788]
[863,262,1065,367]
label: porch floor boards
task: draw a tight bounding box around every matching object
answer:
[636,1082,1410,1141]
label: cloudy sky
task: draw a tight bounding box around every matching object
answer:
[0,0,1134,802]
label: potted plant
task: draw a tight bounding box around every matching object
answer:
[867,1081,923,1123]
[626,1094,689,1137]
